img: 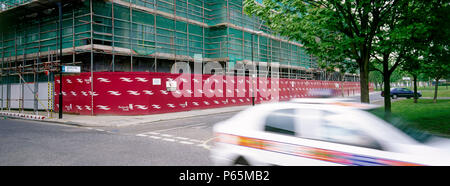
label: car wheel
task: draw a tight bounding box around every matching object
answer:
[234,157,250,166]
[392,94,398,99]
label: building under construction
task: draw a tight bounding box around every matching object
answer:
[0,0,360,115]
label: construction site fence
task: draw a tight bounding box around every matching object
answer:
[53,72,371,116]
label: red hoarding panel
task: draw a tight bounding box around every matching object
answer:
[54,72,369,115]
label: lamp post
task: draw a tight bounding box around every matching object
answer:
[58,2,63,119]
[251,31,263,106]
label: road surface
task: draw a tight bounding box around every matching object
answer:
[0,93,384,165]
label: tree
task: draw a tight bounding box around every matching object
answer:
[420,0,450,103]
[369,70,383,90]
[423,51,450,103]
[318,58,358,96]
[244,0,415,103]
[401,53,423,103]
[370,0,430,112]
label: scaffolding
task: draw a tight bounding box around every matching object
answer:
[0,0,324,72]
[0,0,33,11]
[0,0,360,113]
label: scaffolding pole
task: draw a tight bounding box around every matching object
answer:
[112,0,115,71]
[90,0,94,116]
[1,32,3,111]
[154,0,158,72]
[130,1,133,72]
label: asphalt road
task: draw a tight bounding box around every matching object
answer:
[0,117,220,165]
[0,93,385,166]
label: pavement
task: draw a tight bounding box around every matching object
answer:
[3,91,385,128]
[45,105,250,127]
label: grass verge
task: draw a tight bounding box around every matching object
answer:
[370,99,450,136]
[373,86,450,97]
[418,86,450,97]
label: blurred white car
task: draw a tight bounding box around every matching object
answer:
[210,98,450,166]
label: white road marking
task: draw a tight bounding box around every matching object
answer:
[179,141,194,145]
[191,126,209,129]
[146,122,207,133]
[133,126,212,149]
[200,137,217,150]
[175,136,189,140]
[188,139,203,143]
[162,138,176,142]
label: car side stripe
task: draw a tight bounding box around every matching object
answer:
[216,133,424,166]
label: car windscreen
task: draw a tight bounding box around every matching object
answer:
[367,109,433,143]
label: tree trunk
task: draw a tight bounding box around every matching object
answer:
[434,77,440,103]
[359,58,370,103]
[383,61,391,115]
[429,77,431,88]
[413,74,418,103]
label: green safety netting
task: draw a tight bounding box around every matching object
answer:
[1,0,315,72]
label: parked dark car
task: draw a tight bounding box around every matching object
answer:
[381,88,422,99]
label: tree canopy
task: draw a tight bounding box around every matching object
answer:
[244,0,448,105]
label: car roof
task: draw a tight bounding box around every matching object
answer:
[289,98,380,110]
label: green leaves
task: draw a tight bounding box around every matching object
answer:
[244,0,447,103]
